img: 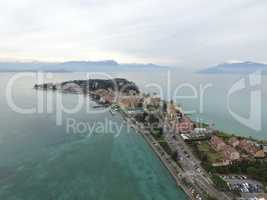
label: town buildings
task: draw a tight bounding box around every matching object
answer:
[222,145,240,161]
[210,136,240,165]
[143,95,161,110]
[210,136,226,151]
[238,139,262,157]
[209,136,267,166]
[118,95,143,110]
[228,137,240,148]
[229,138,265,159]
[166,101,183,121]
[176,116,194,134]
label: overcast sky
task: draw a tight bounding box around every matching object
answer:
[0,0,266,68]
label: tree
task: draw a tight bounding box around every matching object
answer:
[211,174,229,191]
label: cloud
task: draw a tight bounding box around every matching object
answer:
[0,0,267,67]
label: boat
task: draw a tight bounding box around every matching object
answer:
[109,109,116,115]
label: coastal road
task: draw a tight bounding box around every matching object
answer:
[124,117,196,199]
[164,126,232,200]
[122,111,232,200]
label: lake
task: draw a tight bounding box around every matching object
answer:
[0,72,187,200]
[0,70,266,199]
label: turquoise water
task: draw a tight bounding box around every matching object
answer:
[0,73,187,200]
[0,70,266,199]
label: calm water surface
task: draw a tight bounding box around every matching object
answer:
[0,72,187,200]
[0,70,266,199]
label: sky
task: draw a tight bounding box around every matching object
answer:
[0,0,267,68]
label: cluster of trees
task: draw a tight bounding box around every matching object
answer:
[191,140,267,185]
[211,174,229,191]
[208,160,267,184]
[190,141,267,195]
[134,111,159,123]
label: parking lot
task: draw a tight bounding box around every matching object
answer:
[220,175,263,193]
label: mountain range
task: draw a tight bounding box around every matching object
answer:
[2,60,266,74]
[0,60,170,72]
[198,61,267,74]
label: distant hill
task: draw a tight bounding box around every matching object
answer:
[0,60,170,72]
[198,61,267,74]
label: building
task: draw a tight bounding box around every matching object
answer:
[92,89,115,104]
[118,96,143,110]
[94,89,109,96]
[194,128,207,134]
[167,102,177,120]
[166,101,184,121]
[176,116,194,133]
[222,145,240,161]
[210,136,240,165]
[255,149,266,158]
[99,94,114,104]
[181,130,211,141]
[210,136,226,151]
[239,139,259,156]
[228,137,240,148]
[143,96,161,111]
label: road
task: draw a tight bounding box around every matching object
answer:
[164,124,233,200]
[123,116,196,199]
[120,110,233,200]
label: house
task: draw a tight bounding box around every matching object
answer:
[94,89,109,97]
[194,128,207,134]
[210,136,240,165]
[228,137,240,148]
[210,136,226,151]
[209,135,241,165]
[118,96,143,110]
[223,145,240,161]
[255,150,265,158]
[176,116,194,133]
[167,101,184,121]
[239,139,259,157]
[167,102,177,120]
[100,94,114,104]
[93,89,115,104]
[143,96,161,108]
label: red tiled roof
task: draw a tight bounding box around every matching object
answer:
[239,139,259,156]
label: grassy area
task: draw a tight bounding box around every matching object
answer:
[216,132,233,142]
[197,142,223,163]
[194,121,209,128]
[216,131,267,144]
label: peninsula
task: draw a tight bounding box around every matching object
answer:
[34,78,267,200]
